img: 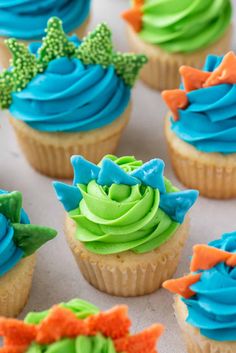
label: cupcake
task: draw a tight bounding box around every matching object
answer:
[0,189,57,317]
[53,154,198,296]
[122,0,232,90]
[163,231,236,353]
[1,18,147,178]
[0,0,92,68]
[162,52,236,199]
[0,298,164,353]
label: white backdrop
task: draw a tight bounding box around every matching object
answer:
[0,1,236,352]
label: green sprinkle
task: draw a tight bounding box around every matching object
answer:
[112,52,148,87]
[75,23,113,67]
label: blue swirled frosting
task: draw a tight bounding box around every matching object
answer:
[0,190,30,276]
[0,0,91,39]
[183,231,236,341]
[171,54,236,154]
[9,38,131,133]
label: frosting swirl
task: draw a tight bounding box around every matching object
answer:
[139,0,232,53]
[10,57,131,132]
[183,232,236,341]
[0,0,91,39]
[54,155,198,255]
[170,54,236,153]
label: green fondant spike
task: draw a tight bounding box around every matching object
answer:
[6,38,38,92]
[0,192,22,223]
[0,70,14,109]
[38,17,76,67]
[12,223,57,256]
[112,52,148,86]
[76,23,113,67]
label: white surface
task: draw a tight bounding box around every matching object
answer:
[1,1,236,352]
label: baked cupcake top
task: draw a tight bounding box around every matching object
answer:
[0,189,57,276]
[0,17,147,132]
[122,0,232,53]
[0,0,91,40]
[164,231,236,341]
[162,52,236,154]
[0,298,164,353]
[54,155,198,255]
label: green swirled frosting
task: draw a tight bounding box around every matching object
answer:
[139,0,232,53]
[69,156,180,255]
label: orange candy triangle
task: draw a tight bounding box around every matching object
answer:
[0,348,27,353]
[36,306,88,344]
[86,305,131,340]
[122,1,144,32]
[114,324,164,353]
[0,319,36,346]
[163,273,201,299]
[190,245,231,272]
[162,89,188,121]
[179,66,211,92]
[204,51,236,87]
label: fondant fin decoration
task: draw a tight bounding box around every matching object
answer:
[163,273,201,299]
[53,182,82,212]
[162,89,188,121]
[71,156,100,186]
[97,159,139,186]
[179,66,211,92]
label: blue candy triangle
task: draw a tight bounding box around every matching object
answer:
[71,155,100,186]
[160,190,199,223]
[97,159,139,186]
[53,182,82,212]
[131,159,166,192]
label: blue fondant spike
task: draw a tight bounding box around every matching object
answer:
[53,181,82,212]
[131,159,166,192]
[160,190,199,223]
[71,155,100,186]
[97,158,139,186]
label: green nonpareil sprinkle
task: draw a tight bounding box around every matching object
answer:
[0,17,147,109]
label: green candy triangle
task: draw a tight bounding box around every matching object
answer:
[76,23,113,67]
[6,38,38,92]
[38,17,76,68]
[0,70,14,109]
[12,223,57,257]
[0,191,22,223]
[112,52,148,86]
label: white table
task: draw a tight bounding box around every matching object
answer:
[1,1,236,352]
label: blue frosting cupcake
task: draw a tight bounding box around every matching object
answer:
[164,231,236,353]
[0,0,91,67]
[1,17,147,178]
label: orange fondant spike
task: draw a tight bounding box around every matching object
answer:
[114,324,164,353]
[190,245,231,272]
[162,89,188,121]
[226,253,236,267]
[86,305,131,339]
[36,306,88,344]
[204,51,236,87]
[179,66,211,92]
[122,5,143,32]
[0,347,27,353]
[0,318,36,346]
[163,273,201,299]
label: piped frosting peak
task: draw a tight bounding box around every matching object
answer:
[162,51,236,120]
[0,17,147,109]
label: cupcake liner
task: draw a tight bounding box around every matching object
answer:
[65,216,189,297]
[126,25,233,91]
[0,255,36,317]
[165,116,236,199]
[10,104,131,179]
[174,296,236,353]
[0,15,90,68]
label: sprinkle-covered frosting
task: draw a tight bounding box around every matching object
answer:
[53,155,198,255]
[0,17,147,132]
[162,52,236,154]
[0,0,91,40]
[122,0,232,53]
[0,298,164,353]
[163,231,236,342]
[0,190,57,276]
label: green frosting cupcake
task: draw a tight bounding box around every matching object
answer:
[54,155,198,255]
